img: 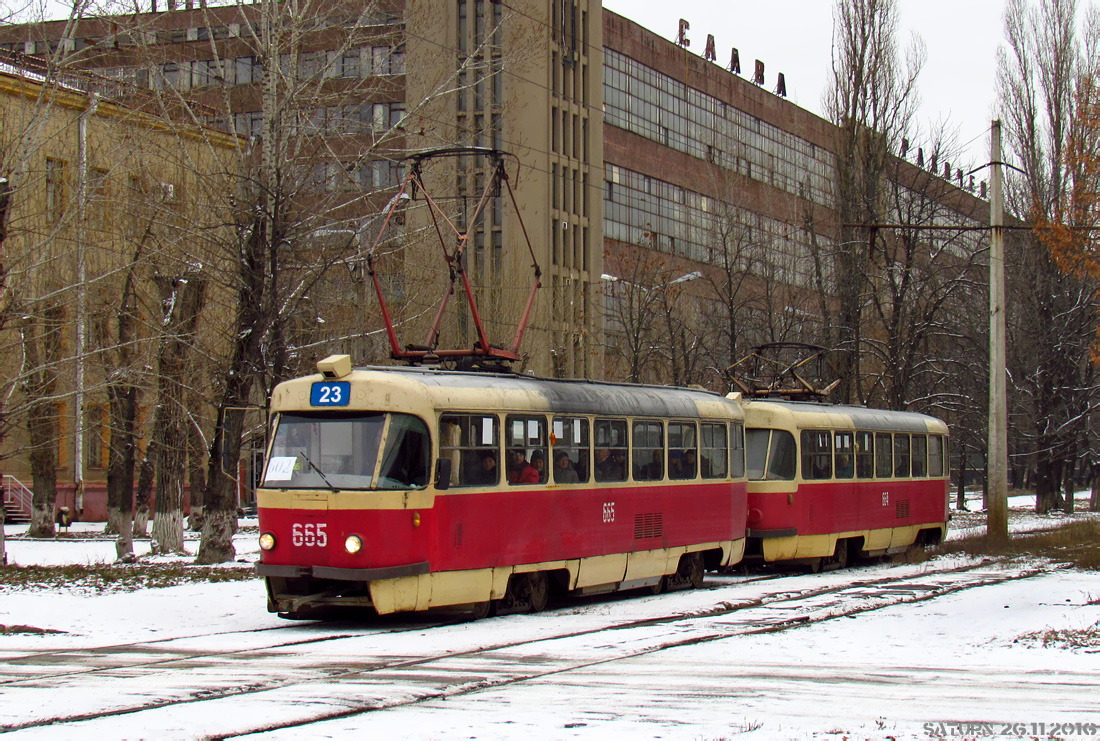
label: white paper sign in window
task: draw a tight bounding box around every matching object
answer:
[265,456,297,481]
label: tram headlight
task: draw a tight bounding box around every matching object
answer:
[259,532,277,551]
[344,535,363,555]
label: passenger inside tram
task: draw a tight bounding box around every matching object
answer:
[554,451,580,483]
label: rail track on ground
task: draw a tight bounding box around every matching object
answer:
[0,556,1063,738]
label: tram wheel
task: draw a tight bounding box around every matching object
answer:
[526,572,549,613]
[649,576,667,595]
[470,600,494,620]
[678,552,704,589]
[825,539,849,571]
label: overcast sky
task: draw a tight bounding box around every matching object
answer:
[603,0,1006,170]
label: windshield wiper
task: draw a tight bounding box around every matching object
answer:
[299,452,338,491]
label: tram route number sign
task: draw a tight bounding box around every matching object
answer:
[311,381,350,406]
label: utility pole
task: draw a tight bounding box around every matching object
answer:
[987,119,1009,541]
[75,94,99,516]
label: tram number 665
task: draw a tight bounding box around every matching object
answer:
[292,522,328,547]
[602,502,616,524]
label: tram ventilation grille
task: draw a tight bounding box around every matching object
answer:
[634,512,663,539]
[896,499,910,519]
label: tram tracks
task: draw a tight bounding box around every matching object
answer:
[0,556,1060,737]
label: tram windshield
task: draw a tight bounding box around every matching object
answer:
[262,412,429,490]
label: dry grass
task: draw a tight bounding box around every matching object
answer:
[905,520,1100,570]
[1015,622,1100,651]
[0,563,256,593]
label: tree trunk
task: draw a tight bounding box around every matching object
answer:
[106,383,138,560]
[134,454,153,537]
[1035,452,1065,514]
[151,404,188,555]
[95,249,143,558]
[22,307,64,539]
[1062,454,1076,515]
[955,452,968,511]
[196,207,271,564]
[197,404,247,563]
[151,276,206,555]
[0,178,11,563]
[187,388,207,532]
[26,396,59,538]
[1091,463,1100,512]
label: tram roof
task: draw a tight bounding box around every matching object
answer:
[742,398,948,434]
[272,365,743,420]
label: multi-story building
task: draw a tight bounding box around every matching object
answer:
[599,10,989,387]
[0,55,243,520]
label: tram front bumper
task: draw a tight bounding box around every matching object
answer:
[255,561,430,581]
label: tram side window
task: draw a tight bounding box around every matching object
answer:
[875,432,893,478]
[928,435,945,476]
[730,422,745,478]
[633,420,664,481]
[834,431,855,479]
[594,418,628,482]
[439,414,499,487]
[746,429,797,481]
[506,415,548,484]
[668,421,698,479]
[552,416,589,483]
[911,434,928,477]
[377,414,430,489]
[855,431,874,478]
[801,430,832,480]
[700,422,728,479]
[894,434,911,477]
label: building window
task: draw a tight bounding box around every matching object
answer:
[85,404,109,469]
[45,158,66,224]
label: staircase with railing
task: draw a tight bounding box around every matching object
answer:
[2,474,32,524]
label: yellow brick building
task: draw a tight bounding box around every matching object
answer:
[0,58,244,521]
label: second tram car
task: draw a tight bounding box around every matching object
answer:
[255,355,748,618]
[741,397,950,570]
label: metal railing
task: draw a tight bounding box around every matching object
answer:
[2,474,33,520]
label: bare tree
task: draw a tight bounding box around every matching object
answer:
[186,0,449,562]
[150,272,206,554]
[823,0,925,405]
[695,165,776,381]
[0,166,11,562]
[19,302,65,536]
[998,0,1100,514]
[863,134,990,413]
[600,244,672,384]
[90,243,144,560]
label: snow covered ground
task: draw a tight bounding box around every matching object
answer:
[1,493,1099,740]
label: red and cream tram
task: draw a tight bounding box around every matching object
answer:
[740,397,950,570]
[255,355,748,619]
